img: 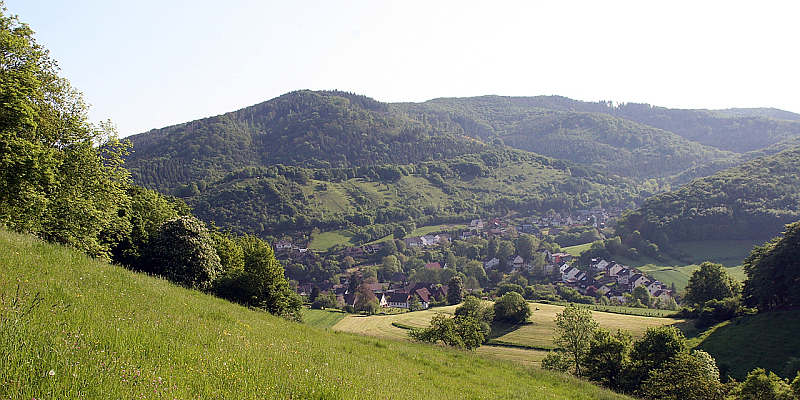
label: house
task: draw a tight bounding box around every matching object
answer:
[344,246,366,258]
[507,255,524,270]
[403,237,424,247]
[607,263,625,277]
[460,231,477,240]
[628,274,650,290]
[387,292,410,308]
[374,292,388,308]
[590,259,610,271]
[561,266,583,282]
[414,288,433,309]
[425,262,443,270]
[364,243,384,253]
[483,257,500,270]
[552,253,573,264]
[647,280,667,295]
[469,219,484,231]
[421,235,439,246]
[389,272,407,282]
[275,240,293,252]
[652,289,673,301]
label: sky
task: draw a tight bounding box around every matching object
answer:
[6,0,800,138]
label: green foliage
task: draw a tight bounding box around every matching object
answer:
[0,9,132,258]
[446,275,465,305]
[0,228,635,400]
[454,297,494,336]
[639,350,722,400]
[728,368,796,400]
[353,284,379,315]
[552,304,599,378]
[145,216,221,290]
[493,291,531,324]
[582,329,633,391]
[408,313,485,350]
[684,261,741,307]
[743,221,800,310]
[616,148,800,247]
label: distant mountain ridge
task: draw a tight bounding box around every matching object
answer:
[126,90,486,194]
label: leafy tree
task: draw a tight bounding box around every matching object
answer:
[354,284,379,315]
[516,234,539,261]
[496,241,515,269]
[553,304,599,378]
[0,10,131,258]
[743,221,800,310]
[407,294,422,311]
[454,296,494,336]
[309,286,320,303]
[408,313,484,350]
[210,229,244,273]
[447,275,465,305]
[623,326,688,392]
[311,292,338,310]
[146,216,221,290]
[728,368,795,400]
[632,285,652,308]
[493,291,531,324]
[639,350,722,400]
[684,261,741,307]
[581,329,633,390]
[393,225,407,239]
[214,235,302,321]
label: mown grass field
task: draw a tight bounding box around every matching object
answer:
[0,229,632,399]
[301,308,346,329]
[332,302,686,366]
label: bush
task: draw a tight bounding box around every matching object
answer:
[146,216,221,290]
[493,292,531,324]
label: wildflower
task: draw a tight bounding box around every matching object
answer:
[48,370,56,376]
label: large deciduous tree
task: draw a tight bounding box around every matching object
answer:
[147,216,222,290]
[447,275,465,305]
[684,261,741,307]
[493,291,531,324]
[743,221,800,310]
[552,304,599,378]
[0,9,131,258]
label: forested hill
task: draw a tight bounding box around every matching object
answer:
[186,148,646,239]
[125,90,486,194]
[486,95,800,153]
[615,147,800,249]
[394,96,733,179]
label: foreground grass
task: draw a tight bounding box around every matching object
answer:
[0,229,631,399]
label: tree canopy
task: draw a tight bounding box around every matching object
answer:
[743,221,800,310]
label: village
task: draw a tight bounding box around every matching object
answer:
[272,207,676,312]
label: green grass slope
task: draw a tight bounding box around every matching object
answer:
[693,310,800,380]
[0,229,631,399]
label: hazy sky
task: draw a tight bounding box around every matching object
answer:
[6,1,800,137]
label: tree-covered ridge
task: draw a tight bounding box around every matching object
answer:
[615,147,800,249]
[185,149,645,239]
[714,107,800,121]
[125,90,486,194]
[499,95,800,153]
[394,96,734,180]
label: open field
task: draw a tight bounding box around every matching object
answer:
[309,229,358,251]
[301,308,346,329]
[0,229,632,399]
[332,302,686,355]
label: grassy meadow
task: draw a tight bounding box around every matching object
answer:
[0,229,632,399]
[331,302,686,366]
[692,309,800,380]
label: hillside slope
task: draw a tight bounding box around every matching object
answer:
[616,147,800,247]
[0,229,630,399]
[126,90,486,194]
[394,96,733,179]
[497,95,800,153]
[187,149,646,238]
[693,310,800,380]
